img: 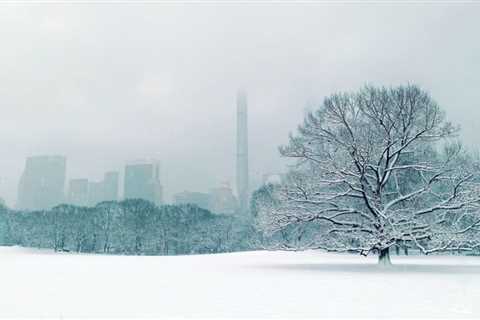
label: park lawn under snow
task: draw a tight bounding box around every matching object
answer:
[0,246,479,318]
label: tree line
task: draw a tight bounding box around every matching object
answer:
[0,199,255,255]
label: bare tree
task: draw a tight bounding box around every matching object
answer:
[257,85,480,265]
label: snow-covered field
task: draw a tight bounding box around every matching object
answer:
[0,246,479,318]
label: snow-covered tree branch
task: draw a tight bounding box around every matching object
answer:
[255,85,480,265]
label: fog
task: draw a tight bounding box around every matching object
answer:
[1,3,479,206]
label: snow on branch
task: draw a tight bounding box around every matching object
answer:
[257,85,480,262]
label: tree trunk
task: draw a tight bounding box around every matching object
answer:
[378,247,391,266]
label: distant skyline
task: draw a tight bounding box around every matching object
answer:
[1,3,480,206]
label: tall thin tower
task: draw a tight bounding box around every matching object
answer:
[236,90,249,215]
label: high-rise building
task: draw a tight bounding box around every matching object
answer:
[124,160,163,205]
[103,171,119,202]
[174,191,212,211]
[17,155,66,210]
[68,171,119,207]
[236,90,249,215]
[68,178,89,207]
[88,181,104,206]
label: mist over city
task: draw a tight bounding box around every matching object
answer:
[2,2,480,319]
[1,4,480,207]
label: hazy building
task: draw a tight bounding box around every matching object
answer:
[124,160,163,205]
[68,171,118,207]
[236,90,249,215]
[103,171,119,202]
[0,197,5,208]
[88,171,120,206]
[68,178,89,207]
[174,191,211,211]
[88,181,105,207]
[209,182,237,215]
[17,155,66,210]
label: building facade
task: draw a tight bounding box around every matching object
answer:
[68,171,119,207]
[124,161,163,205]
[103,171,119,202]
[87,181,104,207]
[236,90,249,215]
[68,178,89,207]
[17,155,66,210]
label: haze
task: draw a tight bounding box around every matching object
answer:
[1,3,479,206]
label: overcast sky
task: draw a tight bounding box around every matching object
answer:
[1,2,479,206]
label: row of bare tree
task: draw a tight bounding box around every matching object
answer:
[0,199,253,255]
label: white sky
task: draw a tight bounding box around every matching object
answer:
[1,3,479,205]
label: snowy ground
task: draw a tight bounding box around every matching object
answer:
[0,246,479,318]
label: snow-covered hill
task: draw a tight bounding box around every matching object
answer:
[0,246,479,318]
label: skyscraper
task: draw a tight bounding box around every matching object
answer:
[236,90,249,215]
[17,155,66,210]
[68,171,119,207]
[68,178,89,207]
[103,171,119,202]
[88,181,104,207]
[124,160,163,205]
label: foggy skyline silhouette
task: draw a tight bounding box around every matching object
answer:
[1,4,480,205]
